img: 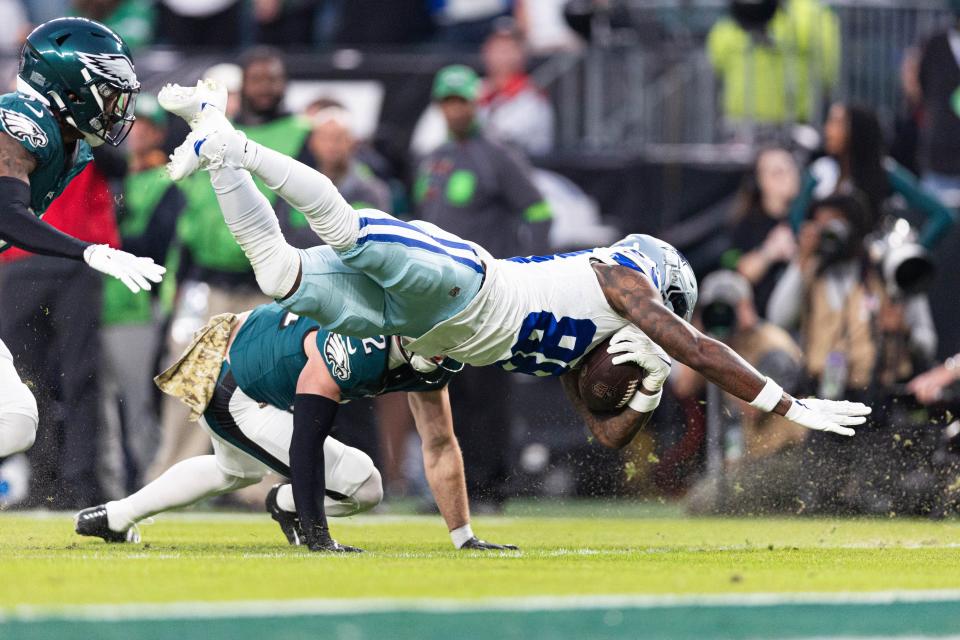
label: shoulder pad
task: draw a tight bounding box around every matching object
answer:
[0,93,58,162]
[590,247,662,290]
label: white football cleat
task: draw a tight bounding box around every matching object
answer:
[158,79,228,128]
[167,125,249,181]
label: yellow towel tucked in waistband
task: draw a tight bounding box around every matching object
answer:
[154,313,239,422]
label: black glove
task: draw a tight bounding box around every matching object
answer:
[305,525,364,553]
[459,536,519,551]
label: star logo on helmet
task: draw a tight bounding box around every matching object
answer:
[76,52,138,90]
[0,108,47,148]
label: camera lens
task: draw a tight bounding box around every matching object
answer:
[702,302,736,338]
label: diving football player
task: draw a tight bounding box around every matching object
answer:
[157,80,869,453]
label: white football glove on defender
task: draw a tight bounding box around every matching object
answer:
[606,325,672,413]
[783,398,871,437]
[83,245,166,293]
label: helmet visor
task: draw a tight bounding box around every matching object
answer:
[92,81,138,146]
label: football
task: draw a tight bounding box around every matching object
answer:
[577,337,644,412]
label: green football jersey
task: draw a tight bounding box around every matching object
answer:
[228,303,455,411]
[0,91,92,213]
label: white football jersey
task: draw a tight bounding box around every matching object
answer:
[405,246,663,376]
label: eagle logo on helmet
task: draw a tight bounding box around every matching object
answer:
[75,51,137,90]
[0,109,48,148]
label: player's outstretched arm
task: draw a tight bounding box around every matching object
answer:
[593,263,871,436]
[0,133,84,258]
[408,388,518,551]
[291,338,361,553]
[0,134,164,292]
[560,371,654,449]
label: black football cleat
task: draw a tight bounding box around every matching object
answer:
[75,505,139,543]
[460,536,519,551]
[305,524,364,553]
[266,483,305,545]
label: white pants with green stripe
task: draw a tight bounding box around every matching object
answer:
[199,385,381,516]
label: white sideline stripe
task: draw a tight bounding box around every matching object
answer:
[6,590,960,623]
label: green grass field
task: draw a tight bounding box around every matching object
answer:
[3,508,960,639]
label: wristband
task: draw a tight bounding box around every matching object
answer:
[451,523,474,549]
[749,377,783,413]
[628,388,662,413]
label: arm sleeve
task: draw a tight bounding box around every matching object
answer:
[886,161,957,249]
[0,177,88,259]
[289,393,339,540]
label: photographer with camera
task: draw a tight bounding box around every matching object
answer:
[674,270,808,515]
[768,194,938,513]
[789,103,955,249]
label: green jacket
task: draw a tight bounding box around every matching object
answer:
[707,0,840,123]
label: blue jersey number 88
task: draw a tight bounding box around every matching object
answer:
[498,311,597,376]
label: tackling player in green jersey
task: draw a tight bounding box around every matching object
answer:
[0,18,163,461]
[77,303,516,552]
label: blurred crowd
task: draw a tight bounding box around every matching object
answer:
[4,1,960,521]
[0,0,581,54]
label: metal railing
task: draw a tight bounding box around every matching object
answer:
[539,0,954,158]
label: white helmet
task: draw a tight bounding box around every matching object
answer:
[611,234,698,322]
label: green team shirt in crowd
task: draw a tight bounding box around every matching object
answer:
[0,91,92,216]
[414,128,550,258]
[102,165,184,326]
[72,0,155,50]
[228,303,456,411]
[176,114,311,273]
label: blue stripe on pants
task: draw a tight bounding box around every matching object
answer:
[356,232,484,274]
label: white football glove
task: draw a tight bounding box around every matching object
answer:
[83,245,166,293]
[783,398,871,437]
[606,325,672,393]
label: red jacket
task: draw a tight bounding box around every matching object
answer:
[0,163,120,263]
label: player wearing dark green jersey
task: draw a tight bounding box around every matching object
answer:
[78,303,517,552]
[0,18,163,462]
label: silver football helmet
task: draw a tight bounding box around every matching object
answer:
[611,233,698,322]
